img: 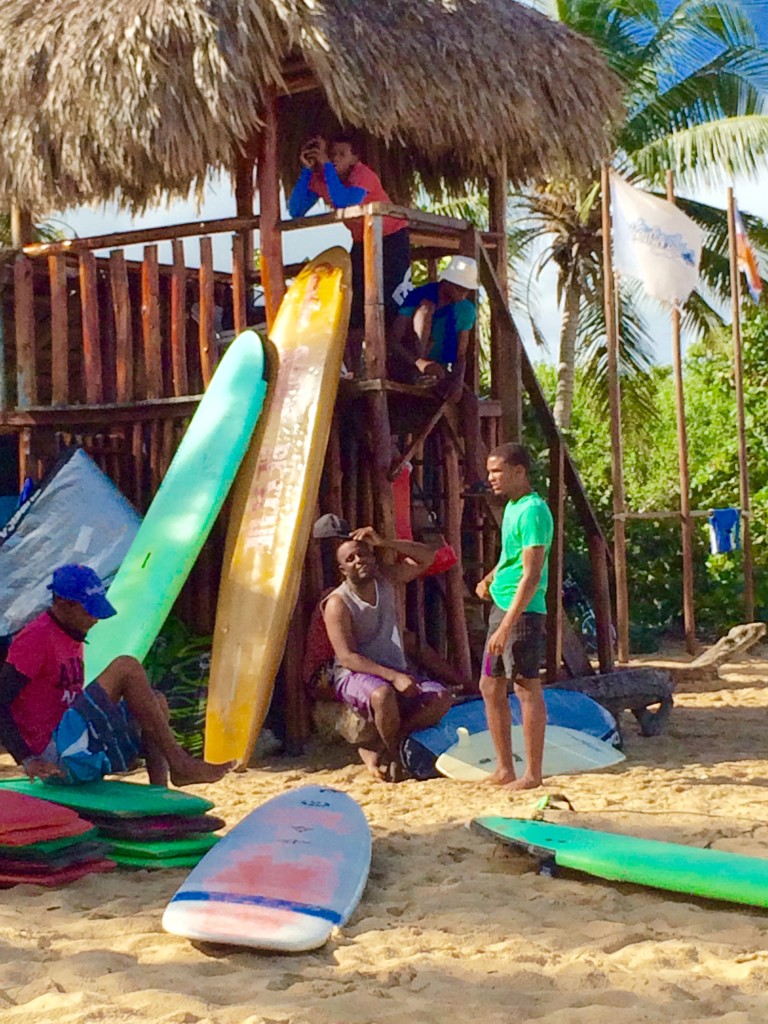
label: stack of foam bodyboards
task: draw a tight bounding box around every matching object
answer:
[0,779,223,870]
[0,789,115,886]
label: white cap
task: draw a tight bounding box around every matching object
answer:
[438,255,478,290]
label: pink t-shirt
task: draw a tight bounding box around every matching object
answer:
[309,162,408,243]
[5,611,85,755]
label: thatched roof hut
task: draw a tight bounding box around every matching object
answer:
[0,0,623,213]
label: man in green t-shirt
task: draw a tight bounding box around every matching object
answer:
[476,443,554,789]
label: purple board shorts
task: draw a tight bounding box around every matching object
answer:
[333,672,447,720]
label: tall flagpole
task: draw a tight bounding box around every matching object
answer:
[665,172,697,655]
[726,187,756,621]
[602,164,630,663]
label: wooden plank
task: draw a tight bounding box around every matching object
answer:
[442,429,473,686]
[14,255,36,409]
[49,254,69,406]
[363,213,386,380]
[23,215,261,257]
[79,251,103,404]
[0,395,201,428]
[170,239,188,397]
[110,250,133,403]
[257,88,286,328]
[326,415,343,514]
[588,533,615,674]
[546,439,565,682]
[198,237,216,387]
[231,233,248,335]
[132,422,145,511]
[141,245,163,399]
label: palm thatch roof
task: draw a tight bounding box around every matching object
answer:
[0,0,624,213]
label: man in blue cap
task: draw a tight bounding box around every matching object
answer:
[0,564,232,787]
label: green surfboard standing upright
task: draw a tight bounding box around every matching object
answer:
[85,330,267,682]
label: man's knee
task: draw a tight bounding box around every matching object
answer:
[152,689,170,719]
[106,655,143,676]
[514,677,543,702]
[480,674,507,700]
[369,684,397,714]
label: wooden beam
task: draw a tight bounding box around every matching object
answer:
[23,215,261,257]
[727,186,756,623]
[170,239,188,397]
[0,395,201,428]
[546,438,565,681]
[602,164,630,663]
[49,254,69,406]
[588,533,615,673]
[79,251,103,404]
[231,233,248,336]
[198,237,216,387]
[363,214,387,380]
[141,245,163,400]
[442,429,473,685]
[109,250,134,404]
[488,159,521,441]
[257,88,286,329]
[14,255,36,409]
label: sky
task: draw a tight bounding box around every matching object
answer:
[57,0,768,368]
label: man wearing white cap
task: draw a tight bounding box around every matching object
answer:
[389,256,485,487]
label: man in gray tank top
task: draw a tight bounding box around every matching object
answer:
[321,521,452,781]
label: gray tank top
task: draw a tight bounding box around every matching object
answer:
[330,578,407,677]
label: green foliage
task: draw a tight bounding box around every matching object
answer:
[536,303,768,643]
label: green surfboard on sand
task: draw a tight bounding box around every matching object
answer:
[105,834,219,861]
[0,779,213,818]
[85,330,267,682]
[472,816,768,909]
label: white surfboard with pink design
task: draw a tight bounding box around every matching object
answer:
[162,786,371,951]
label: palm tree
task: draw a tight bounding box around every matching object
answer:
[528,0,768,427]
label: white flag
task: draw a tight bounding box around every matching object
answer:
[610,171,704,305]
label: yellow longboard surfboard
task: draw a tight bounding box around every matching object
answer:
[204,248,351,764]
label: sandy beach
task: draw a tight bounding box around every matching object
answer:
[3,647,768,1024]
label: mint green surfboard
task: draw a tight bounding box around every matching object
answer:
[85,330,267,681]
[472,816,768,909]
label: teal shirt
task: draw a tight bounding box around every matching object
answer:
[489,492,554,614]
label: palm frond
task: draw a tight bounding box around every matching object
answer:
[631,114,768,187]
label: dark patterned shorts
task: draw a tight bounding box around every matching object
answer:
[483,604,546,681]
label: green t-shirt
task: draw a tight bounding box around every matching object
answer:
[489,491,554,614]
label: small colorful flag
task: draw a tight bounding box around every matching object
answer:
[734,203,763,304]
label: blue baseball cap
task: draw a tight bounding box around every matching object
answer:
[48,564,117,619]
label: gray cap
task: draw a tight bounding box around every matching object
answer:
[312,513,352,539]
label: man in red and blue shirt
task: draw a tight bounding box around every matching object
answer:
[0,564,232,787]
[289,132,411,373]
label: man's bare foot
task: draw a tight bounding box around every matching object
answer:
[358,747,387,782]
[483,768,517,786]
[169,755,235,787]
[503,773,542,792]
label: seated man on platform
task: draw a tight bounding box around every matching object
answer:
[288,132,411,374]
[388,255,486,488]
[0,564,233,787]
[314,515,452,781]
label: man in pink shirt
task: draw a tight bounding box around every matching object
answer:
[289,133,411,373]
[0,564,233,787]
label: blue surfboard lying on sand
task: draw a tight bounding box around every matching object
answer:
[402,688,620,780]
[472,816,768,909]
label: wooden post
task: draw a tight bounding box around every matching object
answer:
[588,533,615,673]
[141,245,163,400]
[488,157,521,441]
[727,187,756,621]
[198,236,216,387]
[110,251,133,403]
[231,233,248,335]
[363,212,396,538]
[170,239,188,397]
[601,164,630,663]
[49,254,69,406]
[666,172,697,655]
[256,89,285,329]
[10,205,34,247]
[546,437,565,681]
[234,140,258,274]
[14,255,36,408]
[79,251,103,405]
[442,429,473,685]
